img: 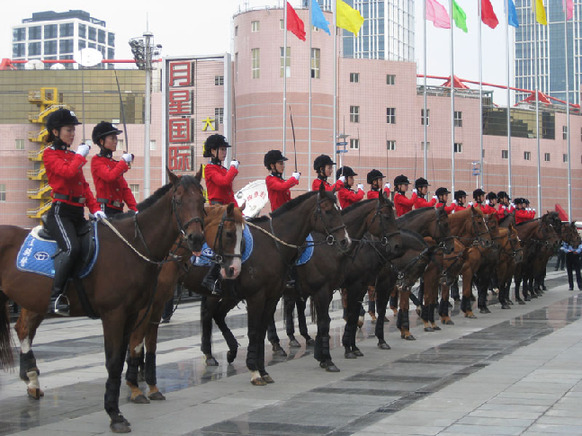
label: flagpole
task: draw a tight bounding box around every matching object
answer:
[283,2,288,165]
[533,0,541,216]
[478,0,484,189]
[565,3,572,220]
[308,0,313,189]
[449,0,455,194]
[423,0,428,180]
[505,0,512,198]
[333,0,337,169]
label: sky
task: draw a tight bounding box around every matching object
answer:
[0,0,514,102]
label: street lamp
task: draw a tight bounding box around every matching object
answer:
[129,32,161,198]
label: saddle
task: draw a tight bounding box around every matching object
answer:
[191,224,253,267]
[17,221,99,279]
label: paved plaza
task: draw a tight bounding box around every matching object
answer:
[1,267,582,435]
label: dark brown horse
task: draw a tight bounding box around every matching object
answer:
[0,171,205,433]
[125,203,245,403]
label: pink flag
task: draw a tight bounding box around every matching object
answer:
[426,0,451,29]
[564,0,574,20]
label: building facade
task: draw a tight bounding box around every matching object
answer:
[11,10,115,69]
[514,0,581,105]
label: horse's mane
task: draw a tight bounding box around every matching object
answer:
[400,228,428,245]
[341,198,375,215]
[396,206,433,221]
[248,190,322,223]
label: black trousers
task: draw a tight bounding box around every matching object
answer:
[565,253,582,290]
[45,202,85,258]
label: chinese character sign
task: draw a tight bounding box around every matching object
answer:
[169,146,191,171]
[168,62,193,87]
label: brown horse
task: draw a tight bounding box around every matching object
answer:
[496,224,523,308]
[0,171,205,433]
[125,203,244,403]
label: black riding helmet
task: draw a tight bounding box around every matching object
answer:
[203,134,231,158]
[92,121,122,145]
[45,108,81,144]
[367,169,384,185]
[336,166,357,179]
[497,191,509,200]
[454,190,467,201]
[264,150,288,169]
[435,187,451,197]
[486,191,497,201]
[473,188,486,199]
[313,154,335,171]
[414,177,430,189]
[394,174,410,186]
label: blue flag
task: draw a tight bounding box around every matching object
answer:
[312,0,331,35]
[507,0,519,28]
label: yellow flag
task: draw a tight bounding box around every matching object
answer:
[336,0,364,36]
[532,0,547,25]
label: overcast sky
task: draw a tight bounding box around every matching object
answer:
[0,0,513,102]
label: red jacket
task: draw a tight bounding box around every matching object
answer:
[515,209,536,224]
[266,174,298,211]
[436,202,455,214]
[414,195,437,209]
[476,202,497,215]
[204,162,238,205]
[366,187,391,199]
[91,155,137,212]
[496,204,514,221]
[43,145,100,213]
[312,177,343,192]
[394,192,417,217]
[337,184,364,209]
[453,203,467,212]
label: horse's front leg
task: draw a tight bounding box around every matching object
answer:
[143,301,166,401]
[398,286,415,340]
[214,299,239,364]
[126,307,150,404]
[201,296,218,366]
[102,311,135,433]
[15,309,45,399]
[439,283,454,325]
[374,272,393,349]
[342,285,364,358]
[313,288,337,371]
[246,295,266,386]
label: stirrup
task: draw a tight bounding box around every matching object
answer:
[52,294,70,316]
[206,279,222,297]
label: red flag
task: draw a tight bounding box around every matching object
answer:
[481,0,498,29]
[286,2,306,41]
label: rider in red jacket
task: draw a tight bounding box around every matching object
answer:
[452,190,468,212]
[264,150,299,212]
[312,154,342,192]
[435,187,455,214]
[366,169,391,199]
[472,189,497,216]
[43,108,103,316]
[201,134,239,297]
[514,198,536,224]
[393,174,417,217]
[90,122,137,216]
[335,166,364,209]
[496,191,515,221]
[413,177,437,209]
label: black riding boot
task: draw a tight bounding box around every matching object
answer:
[202,263,223,297]
[49,252,73,316]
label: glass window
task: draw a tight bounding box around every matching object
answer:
[12,43,25,58]
[78,40,86,50]
[544,153,550,162]
[280,46,291,77]
[150,140,156,151]
[60,23,74,37]
[15,139,25,150]
[251,48,260,79]
[386,74,395,85]
[44,24,58,39]
[350,106,360,123]
[108,32,115,47]
[88,26,97,41]
[280,19,284,30]
[386,107,396,124]
[563,154,568,162]
[454,111,463,127]
[215,75,224,86]
[79,24,86,38]
[108,48,115,59]
[44,40,57,55]
[386,140,396,151]
[311,48,320,79]
[98,29,106,44]
[13,28,26,41]
[454,143,463,153]
[234,26,238,36]
[563,125,567,139]
[215,107,224,124]
[28,42,41,56]
[251,21,260,32]
[28,26,42,40]
[350,138,359,149]
[421,142,430,151]
[0,184,5,202]
[130,184,140,202]
[501,149,508,159]
[350,72,359,83]
[421,109,429,125]
[524,151,531,160]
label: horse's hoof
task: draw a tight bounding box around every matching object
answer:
[148,391,166,401]
[344,351,358,359]
[424,327,434,332]
[110,422,131,433]
[305,337,316,346]
[261,374,275,384]
[289,338,301,348]
[508,300,514,305]
[501,304,511,310]
[352,347,364,357]
[378,341,391,350]
[445,319,454,325]
[432,325,441,331]
[271,344,287,357]
[404,334,416,341]
[227,349,238,364]
[320,360,340,372]
[517,300,526,305]
[205,356,219,367]
[251,377,267,386]
[524,296,531,301]
[137,372,145,383]
[479,307,491,314]
[131,394,150,404]
[27,388,43,400]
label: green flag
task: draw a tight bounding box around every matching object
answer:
[452,0,468,32]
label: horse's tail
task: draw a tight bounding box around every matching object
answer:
[0,298,15,370]
[310,297,317,324]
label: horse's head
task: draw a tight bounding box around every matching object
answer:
[369,193,402,256]
[168,168,206,256]
[507,224,524,264]
[562,222,582,247]
[204,203,244,279]
[434,206,454,254]
[315,183,351,252]
[470,206,492,248]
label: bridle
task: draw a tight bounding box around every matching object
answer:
[210,208,243,266]
[313,194,347,249]
[433,208,454,252]
[369,201,400,248]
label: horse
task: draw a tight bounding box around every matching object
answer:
[472,214,502,314]
[495,224,523,309]
[293,195,401,372]
[125,202,245,403]
[0,170,206,433]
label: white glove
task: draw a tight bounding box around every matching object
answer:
[412,188,417,194]
[229,160,239,169]
[94,210,106,220]
[357,183,364,191]
[468,201,474,207]
[76,143,90,157]
[292,172,300,182]
[485,199,490,205]
[432,195,438,201]
[338,176,346,183]
[385,182,391,190]
[510,203,515,208]
[122,153,134,163]
[532,208,536,213]
[452,199,457,205]
[526,207,531,212]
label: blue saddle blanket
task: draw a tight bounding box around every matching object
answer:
[191,224,253,267]
[16,223,99,279]
[295,234,314,266]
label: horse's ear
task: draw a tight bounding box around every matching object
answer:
[166,167,179,185]
[227,202,235,215]
[195,165,203,183]
[319,182,326,195]
[379,191,386,204]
